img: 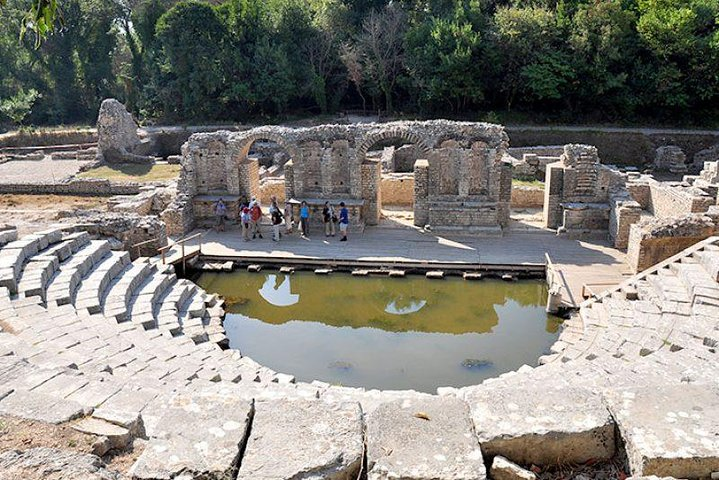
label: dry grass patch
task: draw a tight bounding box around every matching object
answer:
[78,163,180,182]
[0,415,142,475]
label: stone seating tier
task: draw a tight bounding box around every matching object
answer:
[0,227,717,479]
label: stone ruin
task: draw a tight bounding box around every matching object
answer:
[96,98,156,164]
[543,144,628,238]
[174,120,512,235]
[654,145,687,173]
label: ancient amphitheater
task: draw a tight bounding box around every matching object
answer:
[0,102,718,479]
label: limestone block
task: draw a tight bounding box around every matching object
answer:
[129,390,253,479]
[490,456,537,480]
[237,399,363,480]
[0,390,87,424]
[72,418,132,455]
[465,383,615,466]
[366,396,486,480]
[604,384,719,479]
[0,447,122,480]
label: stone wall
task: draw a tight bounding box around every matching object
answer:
[0,178,141,196]
[626,213,719,272]
[608,192,642,249]
[259,178,286,204]
[72,212,168,259]
[543,144,626,234]
[380,173,414,206]
[179,120,511,233]
[648,182,714,218]
[510,186,544,209]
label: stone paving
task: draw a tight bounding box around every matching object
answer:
[0,225,717,479]
[0,157,92,184]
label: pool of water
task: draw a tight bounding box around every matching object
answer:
[195,271,562,393]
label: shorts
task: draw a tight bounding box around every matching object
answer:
[339,222,348,233]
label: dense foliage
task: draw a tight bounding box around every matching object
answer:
[1,0,719,127]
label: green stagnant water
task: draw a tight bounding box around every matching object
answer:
[195,271,562,393]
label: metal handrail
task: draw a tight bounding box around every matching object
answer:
[130,238,159,259]
[158,232,203,275]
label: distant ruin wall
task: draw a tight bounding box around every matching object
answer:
[627,214,719,272]
[507,127,719,168]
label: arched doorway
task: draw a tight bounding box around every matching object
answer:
[357,129,432,227]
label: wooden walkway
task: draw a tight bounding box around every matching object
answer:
[163,224,631,308]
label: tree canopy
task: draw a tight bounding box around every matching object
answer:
[1,0,719,127]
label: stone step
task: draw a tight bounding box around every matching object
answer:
[604,384,719,479]
[646,269,691,304]
[462,381,615,467]
[45,241,111,306]
[0,227,17,248]
[238,398,364,480]
[365,396,485,480]
[695,247,719,281]
[129,387,253,479]
[128,272,176,329]
[75,251,131,314]
[102,259,155,322]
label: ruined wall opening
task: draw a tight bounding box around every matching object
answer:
[239,137,291,206]
[360,133,430,226]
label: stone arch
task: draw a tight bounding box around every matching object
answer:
[235,130,298,165]
[356,127,432,164]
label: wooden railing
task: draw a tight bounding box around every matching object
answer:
[130,238,159,259]
[158,232,203,275]
[545,252,573,308]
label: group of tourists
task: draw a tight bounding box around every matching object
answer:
[213,197,350,242]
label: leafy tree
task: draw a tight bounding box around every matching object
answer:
[0,88,40,125]
[354,3,407,113]
[491,5,569,110]
[567,0,637,115]
[405,14,484,112]
[155,1,229,120]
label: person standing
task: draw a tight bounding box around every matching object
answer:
[339,201,349,242]
[250,199,263,239]
[284,201,294,234]
[299,201,310,237]
[322,201,336,237]
[214,198,227,232]
[269,197,283,242]
[240,205,251,241]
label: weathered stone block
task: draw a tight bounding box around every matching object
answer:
[366,396,486,480]
[237,399,363,480]
[465,383,615,466]
[129,390,253,479]
[605,385,719,479]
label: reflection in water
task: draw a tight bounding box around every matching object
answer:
[384,298,427,315]
[195,271,563,392]
[258,274,299,307]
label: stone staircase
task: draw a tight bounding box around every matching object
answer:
[0,226,717,479]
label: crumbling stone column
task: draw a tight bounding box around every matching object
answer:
[361,160,381,225]
[609,194,642,249]
[414,159,429,227]
[284,160,296,200]
[238,160,259,200]
[543,163,564,229]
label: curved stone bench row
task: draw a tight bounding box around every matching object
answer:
[0,228,717,479]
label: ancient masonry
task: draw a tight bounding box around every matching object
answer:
[0,224,718,478]
[172,120,513,235]
[96,99,157,164]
